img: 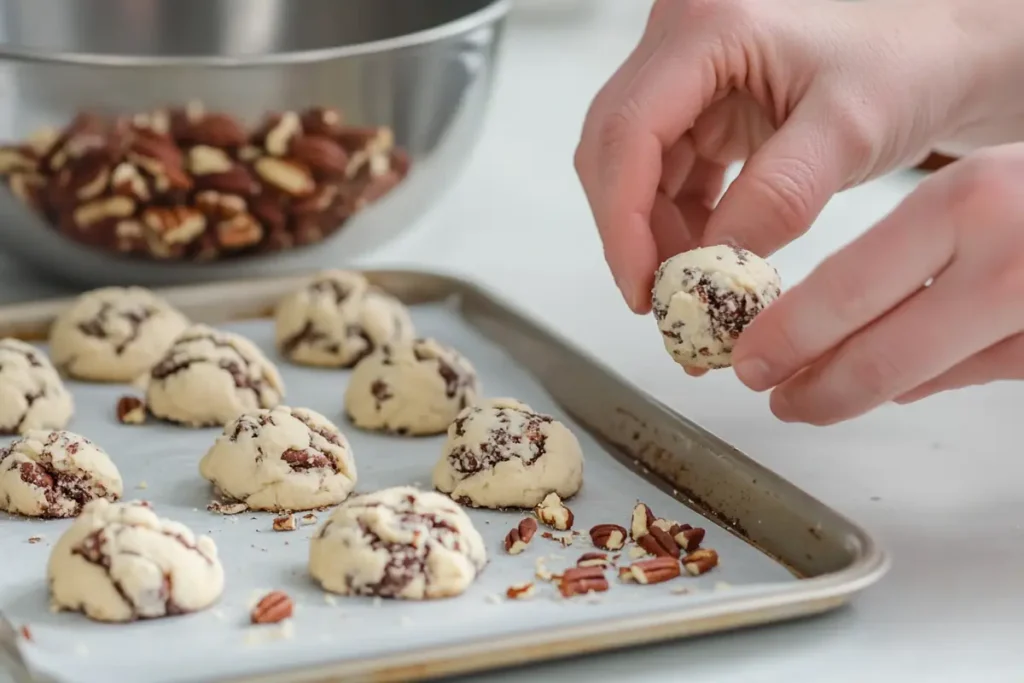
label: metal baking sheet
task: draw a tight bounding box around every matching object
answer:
[0,271,888,683]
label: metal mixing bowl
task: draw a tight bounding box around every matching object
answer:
[0,0,509,288]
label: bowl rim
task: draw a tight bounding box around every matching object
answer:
[0,0,511,67]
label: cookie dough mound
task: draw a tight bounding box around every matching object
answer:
[49,287,189,382]
[146,324,285,427]
[344,338,479,436]
[432,398,583,509]
[0,430,122,518]
[199,406,358,511]
[275,270,414,368]
[309,486,487,600]
[652,245,782,369]
[48,499,224,622]
[0,339,74,435]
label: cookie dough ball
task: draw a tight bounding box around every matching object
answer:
[0,430,122,518]
[48,287,189,383]
[275,270,414,368]
[0,339,74,435]
[309,487,487,600]
[146,324,285,427]
[48,499,224,622]
[344,338,479,436]
[199,406,358,511]
[652,245,781,369]
[432,398,583,509]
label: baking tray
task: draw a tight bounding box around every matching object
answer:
[0,270,889,683]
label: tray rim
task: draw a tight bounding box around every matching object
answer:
[0,267,890,683]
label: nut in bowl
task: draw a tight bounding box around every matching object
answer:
[0,0,510,288]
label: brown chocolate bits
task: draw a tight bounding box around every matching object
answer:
[504,518,538,555]
[251,590,294,624]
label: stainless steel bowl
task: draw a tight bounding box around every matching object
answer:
[0,0,509,287]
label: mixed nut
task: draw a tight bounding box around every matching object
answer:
[0,103,409,261]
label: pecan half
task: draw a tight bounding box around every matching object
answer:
[636,526,680,559]
[618,557,681,585]
[558,566,609,598]
[589,523,627,551]
[630,502,655,540]
[504,517,538,555]
[576,552,611,569]
[535,492,574,531]
[672,524,706,552]
[683,548,719,576]
[251,590,293,624]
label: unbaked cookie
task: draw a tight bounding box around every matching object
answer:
[308,486,487,600]
[146,324,285,427]
[344,338,479,436]
[275,270,414,368]
[48,499,224,622]
[652,245,781,369]
[432,398,583,509]
[0,430,122,518]
[199,406,358,511]
[0,338,74,435]
[48,287,189,382]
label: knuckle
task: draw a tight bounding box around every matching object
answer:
[744,158,817,242]
[829,103,879,173]
[944,152,1024,226]
[595,102,641,161]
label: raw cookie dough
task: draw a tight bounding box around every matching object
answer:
[146,324,285,427]
[308,486,487,600]
[0,338,74,435]
[432,398,583,509]
[48,499,224,622]
[652,245,781,369]
[344,338,479,436]
[49,286,189,382]
[275,270,414,368]
[0,430,122,518]
[199,406,358,511]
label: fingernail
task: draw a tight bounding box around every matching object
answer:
[733,357,772,391]
[769,390,797,422]
[684,366,707,377]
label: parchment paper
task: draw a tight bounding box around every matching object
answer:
[0,300,795,683]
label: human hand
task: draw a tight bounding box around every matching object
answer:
[731,144,1024,424]
[574,0,984,313]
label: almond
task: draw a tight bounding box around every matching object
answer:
[179,112,247,148]
[289,135,348,179]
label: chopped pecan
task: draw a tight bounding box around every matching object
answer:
[636,526,680,559]
[589,523,627,551]
[115,396,146,425]
[576,552,611,569]
[683,548,719,576]
[618,557,681,585]
[251,590,293,624]
[630,502,655,540]
[672,524,705,552]
[558,566,609,598]
[504,517,538,555]
[505,582,535,600]
[272,514,296,532]
[535,492,573,531]
[254,157,316,197]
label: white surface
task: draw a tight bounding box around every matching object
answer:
[1,2,1021,681]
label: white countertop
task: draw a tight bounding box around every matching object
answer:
[2,2,1022,681]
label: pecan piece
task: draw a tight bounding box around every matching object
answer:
[636,525,680,559]
[215,212,263,250]
[188,145,234,175]
[505,582,535,600]
[503,517,538,555]
[683,548,719,576]
[258,112,302,157]
[589,523,627,551]
[671,524,705,552]
[116,396,146,425]
[74,196,135,229]
[251,590,293,624]
[8,173,46,209]
[618,557,681,585]
[272,514,296,532]
[142,206,206,246]
[558,566,609,598]
[535,492,573,531]
[630,502,655,540]
[254,157,315,197]
[576,552,611,569]
[0,146,38,175]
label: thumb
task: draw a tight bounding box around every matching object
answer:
[702,97,865,256]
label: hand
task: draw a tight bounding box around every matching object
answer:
[574,0,991,313]
[731,144,1024,424]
